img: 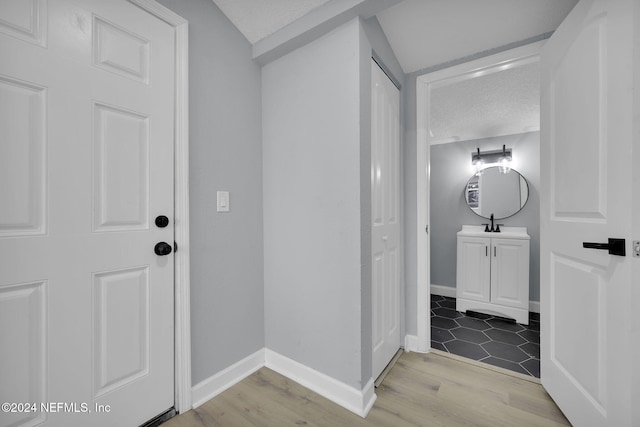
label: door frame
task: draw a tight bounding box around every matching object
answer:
[128,0,191,413]
[413,41,543,353]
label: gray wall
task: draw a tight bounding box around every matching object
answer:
[156,2,404,389]
[157,0,264,385]
[262,17,404,389]
[430,133,541,302]
[262,18,365,389]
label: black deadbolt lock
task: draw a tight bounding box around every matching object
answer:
[155,215,170,228]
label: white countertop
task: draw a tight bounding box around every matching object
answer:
[457,225,530,239]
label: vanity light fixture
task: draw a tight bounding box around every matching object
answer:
[498,144,512,174]
[472,148,485,174]
[471,145,512,174]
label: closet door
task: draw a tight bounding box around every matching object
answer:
[371,60,401,380]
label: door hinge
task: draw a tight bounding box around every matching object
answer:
[425,225,429,234]
[633,240,640,257]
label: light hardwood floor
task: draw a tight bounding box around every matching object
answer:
[164,352,570,427]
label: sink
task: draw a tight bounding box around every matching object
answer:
[458,225,530,239]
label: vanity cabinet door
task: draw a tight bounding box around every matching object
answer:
[490,238,529,309]
[456,236,491,302]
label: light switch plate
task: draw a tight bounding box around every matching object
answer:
[217,191,229,212]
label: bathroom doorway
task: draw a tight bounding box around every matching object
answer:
[416,41,543,377]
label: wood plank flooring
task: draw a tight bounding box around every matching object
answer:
[163,352,570,427]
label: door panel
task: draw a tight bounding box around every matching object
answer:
[551,13,605,220]
[551,254,605,406]
[541,0,634,425]
[0,0,46,46]
[0,1,175,425]
[371,60,401,379]
[93,266,150,398]
[93,103,149,231]
[372,251,385,354]
[0,76,46,237]
[93,16,150,83]
[0,281,47,427]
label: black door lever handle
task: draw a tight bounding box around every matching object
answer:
[582,238,625,256]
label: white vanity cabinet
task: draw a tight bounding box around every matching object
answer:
[456,225,530,324]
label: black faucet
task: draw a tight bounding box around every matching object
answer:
[483,214,497,232]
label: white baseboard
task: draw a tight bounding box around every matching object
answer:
[529,300,540,314]
[191,348,265,409]
[430,284,541,314]
[404,334,420,353]
[264,349,376,418]
[190,348,378,417]
[430,284,456,298]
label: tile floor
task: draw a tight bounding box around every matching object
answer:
[430,294,540,377]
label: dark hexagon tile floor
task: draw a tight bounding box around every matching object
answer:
[431,294,541,378]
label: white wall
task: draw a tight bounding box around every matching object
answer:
[262,18,366,389]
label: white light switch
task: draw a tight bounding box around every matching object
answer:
[217,191,230,212]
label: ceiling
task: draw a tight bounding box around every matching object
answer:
[212,0,578,73]
[429,57,541,144]
[212,0,331,44]
[377,0,578,73]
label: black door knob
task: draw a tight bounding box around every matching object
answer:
[155,215,169,228]
[154,242,172,256]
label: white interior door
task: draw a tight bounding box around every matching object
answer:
[540,0,635,425]
[371,60,401,380]
[0,0,175,425]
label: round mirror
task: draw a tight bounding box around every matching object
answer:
[465,166,529,219]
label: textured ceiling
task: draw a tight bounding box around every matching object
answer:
[375,0,578,73]
[429,60,540,143]
[211,0,331,44]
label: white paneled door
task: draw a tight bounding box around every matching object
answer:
[0,1,175,426]
[540,0,635,425]
[371,60,401,380]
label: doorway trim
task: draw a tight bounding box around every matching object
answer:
[414,41,544,353]
[128,0,191,413]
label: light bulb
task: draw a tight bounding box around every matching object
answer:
[498,156,511,174]
[474,159,485,175]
